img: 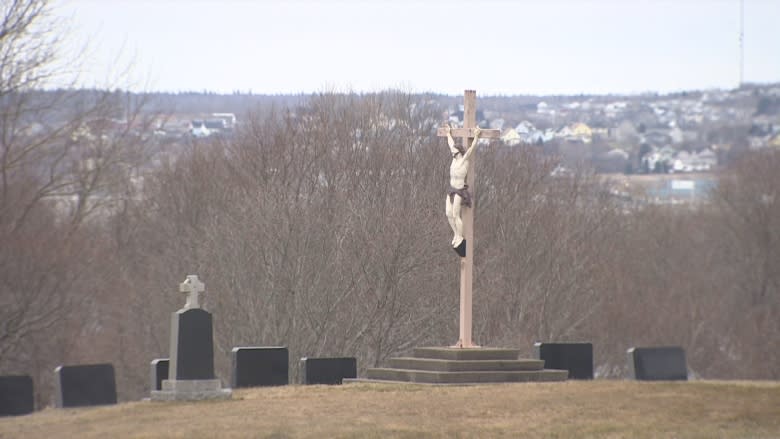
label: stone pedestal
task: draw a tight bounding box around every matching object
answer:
[349,347,568,385]
[151,308,231,401]
[152,379,231,401]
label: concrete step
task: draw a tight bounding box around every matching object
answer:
[365,367,568,384]
[388,357,544,372]
[413,347,521,361]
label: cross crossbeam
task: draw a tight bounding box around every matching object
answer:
[436,127,501,139]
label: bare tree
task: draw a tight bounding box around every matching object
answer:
[710,150,780,378]
[111,91,458,385]
[0,0,158,404]
[474,148,622,353]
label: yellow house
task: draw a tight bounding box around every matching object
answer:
[569,123,593,143]
[501,128,521,146]
[770,134,780,149]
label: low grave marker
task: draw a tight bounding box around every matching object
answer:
[627,346,688,381]
[534,342,594,380]
[150,358,169,392]
[54,364,117,408]
[0,375,34,416]
[300,357,357,385]
[231,347,289,388]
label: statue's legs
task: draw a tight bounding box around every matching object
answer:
[446,194,465,256]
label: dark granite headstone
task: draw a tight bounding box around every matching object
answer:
[170,308,214,380]
[150,359,169,391]
[54,363,117,408]
[534,342,594,380]
[0,375,34,416]
[627,346,688,381]
[231,347,288,388]
[300,357,357,385]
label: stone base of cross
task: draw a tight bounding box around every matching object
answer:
[437,90,500,348]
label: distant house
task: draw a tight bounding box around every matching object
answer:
[489,118,505,130]
[604,101,627,118]
[515,121,534,134]
[771,134,780,149]
[556,125,573,139]
[642,149,668,173]
[212,113,236,127]
[189,114,235,138]
[501,128,521,146]
[532,130,553,144]
[698,149,716,164]
[536,101,555,116]
[749,136,768,149]
[556,123,592,144]
[672,148,716,172]
[571,123,592,143]
[204,119,227,131]
[191,120,211,138]
[509,121,545,144]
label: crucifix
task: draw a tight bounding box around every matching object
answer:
[437,90,500,348]
[179,274,205,309]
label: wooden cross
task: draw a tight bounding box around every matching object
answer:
[436,90,500,348]
[179,275,205,309]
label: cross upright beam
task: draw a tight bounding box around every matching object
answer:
[437,90,499,348]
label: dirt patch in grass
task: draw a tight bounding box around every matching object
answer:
[1,380,778,438]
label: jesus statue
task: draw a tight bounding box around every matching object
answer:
[444,123,481,257]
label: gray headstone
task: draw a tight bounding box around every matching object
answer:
[627,346,688,381]
[150,359,169,391]
[150,276,231,401]
[300,357,357,385]
[54,364,117,408]
[231,347,288,388]
[170,308,214,380]
[0,375,34,416]
[534,342,594,380]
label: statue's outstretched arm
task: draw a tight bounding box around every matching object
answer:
[463,127,481,161]
[446,124,455,149]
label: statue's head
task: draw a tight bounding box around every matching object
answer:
[450,143,465,157]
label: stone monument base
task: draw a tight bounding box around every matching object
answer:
[347,347,568,385]
[150,379,232,401]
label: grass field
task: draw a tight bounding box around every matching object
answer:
[1,380,778,438]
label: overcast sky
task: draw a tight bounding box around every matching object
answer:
[53,0,780,96]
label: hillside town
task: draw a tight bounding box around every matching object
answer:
[66,83,780,206]
[474,83,779,170]
[158,84,780,172]
[445,83,780,204]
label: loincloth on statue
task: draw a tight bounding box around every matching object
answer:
[447,185,472,208]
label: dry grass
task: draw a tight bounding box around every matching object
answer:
[1,380,779,438]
